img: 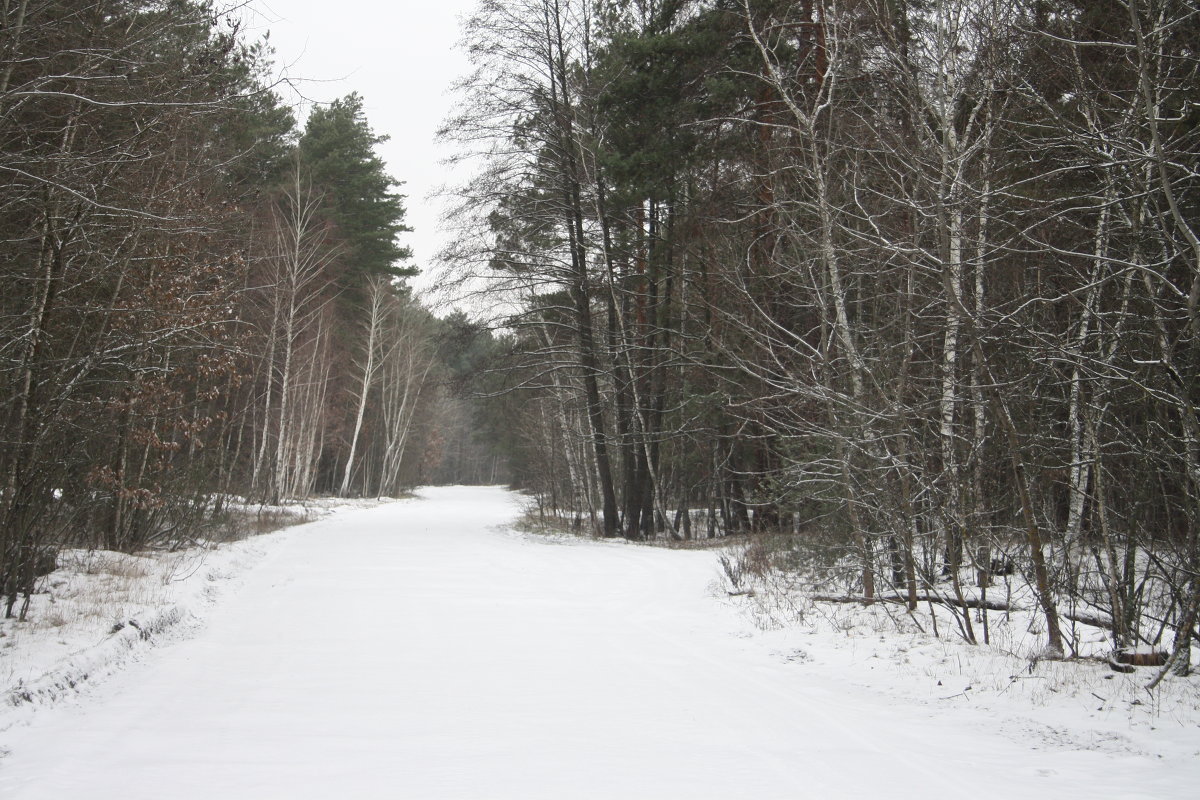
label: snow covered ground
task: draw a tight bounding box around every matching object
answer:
[0,496,380,716]
[1,486,1197,798]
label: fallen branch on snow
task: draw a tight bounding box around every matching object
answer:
[810,593,1121,638]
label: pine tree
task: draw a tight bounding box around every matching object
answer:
[299,93,414,287]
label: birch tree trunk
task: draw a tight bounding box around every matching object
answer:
[340,276,389,496]
[262,167,338,503]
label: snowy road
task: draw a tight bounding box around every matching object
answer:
[0,486,1189,798]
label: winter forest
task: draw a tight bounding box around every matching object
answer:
[446,0,1200,676]
[0,1,504,604]
[3,0,1200,734]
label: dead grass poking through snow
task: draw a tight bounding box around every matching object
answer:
[713,537,1200,733]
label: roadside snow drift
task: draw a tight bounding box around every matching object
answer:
[0,486,1196,799]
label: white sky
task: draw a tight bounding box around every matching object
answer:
[243,1,478,294]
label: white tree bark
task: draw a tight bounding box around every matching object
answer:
[340,276,390,496]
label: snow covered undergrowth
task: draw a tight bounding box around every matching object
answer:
[730,589,1200,760]
[0,487,1197,798]
[716,538,1200,771]
[1,545,257,721]
[0,496,382,729]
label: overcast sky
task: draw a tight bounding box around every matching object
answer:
[244,1,477,294]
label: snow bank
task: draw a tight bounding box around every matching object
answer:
[0,498,380,730]
[720,566,1200,769]
[1,541,269,730]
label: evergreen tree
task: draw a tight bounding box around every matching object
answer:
[299,93,414,286]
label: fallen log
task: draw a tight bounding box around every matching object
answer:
[1113,648,1169,667]
[810,594,1115,635]
[812,593,1010,612]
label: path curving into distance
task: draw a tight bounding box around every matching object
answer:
[0,486,1184,799]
